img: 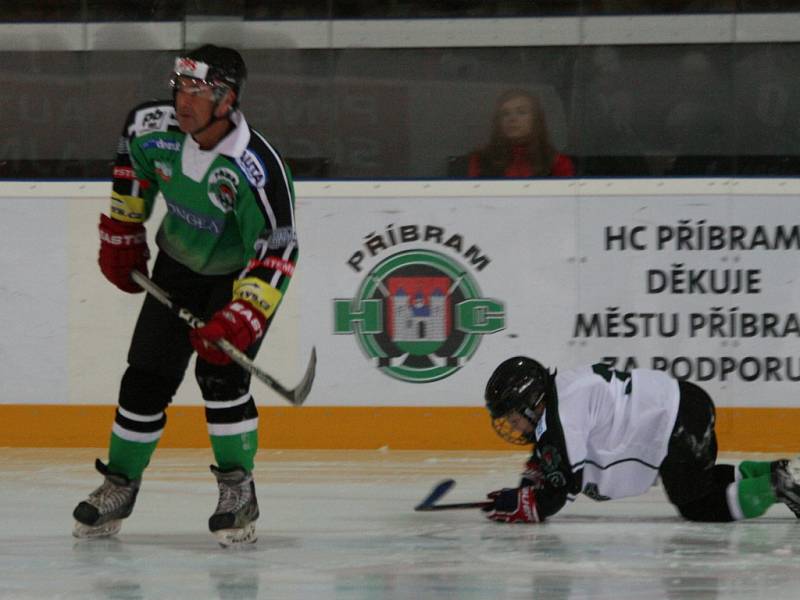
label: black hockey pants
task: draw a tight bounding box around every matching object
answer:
[117,251,264,427]
[658,381,735,522]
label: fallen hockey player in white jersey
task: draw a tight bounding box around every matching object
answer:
[481,356,800,523]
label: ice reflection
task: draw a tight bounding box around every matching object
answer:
[1,449,798,600]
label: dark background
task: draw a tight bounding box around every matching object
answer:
[2,1,799,179]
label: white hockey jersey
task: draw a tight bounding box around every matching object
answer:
[534,364,680,500]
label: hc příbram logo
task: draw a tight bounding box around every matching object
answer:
[207,167,239,213]
[335,249,505,382]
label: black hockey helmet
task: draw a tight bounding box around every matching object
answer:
[485,356,553,445]
[172,44,247,106]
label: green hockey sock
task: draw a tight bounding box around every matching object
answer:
[210,430,258,472]
[736,475,776,519]
[108,432,158,480]
[738,460,773,479]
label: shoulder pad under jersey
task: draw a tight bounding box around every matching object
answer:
[235,129,289,190]
[126,101,179,138]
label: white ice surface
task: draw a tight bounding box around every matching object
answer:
[1,449,798,600]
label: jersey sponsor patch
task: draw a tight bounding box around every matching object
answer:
[140,108,167,131]
[164,199,224,235]
[539,445,568,487]
[232,277,283,320]
[141,138,182,153]
[521,461,545,489]
[110,191,146,223]
[207,167,239,213]
[236,149,268,188]
[133,105,176,134]
[254,227,297,255]
[154,161,173,182]
[113,166,136,180]
[246,257,295,277]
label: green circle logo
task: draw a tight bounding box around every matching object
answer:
[334,249,505,382]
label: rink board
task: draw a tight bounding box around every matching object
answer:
[1,179,800,450]
[1,405,799,452]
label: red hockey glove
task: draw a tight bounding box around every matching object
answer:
[190,300,266,365]
[482,486,541,523]
[98,214,149,293]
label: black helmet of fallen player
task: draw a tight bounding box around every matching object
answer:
[485,356,553,445]
[171,44,247,115]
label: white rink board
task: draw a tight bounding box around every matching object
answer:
[1,179,799,408]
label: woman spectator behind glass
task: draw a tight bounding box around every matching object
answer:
[468,90,575,178]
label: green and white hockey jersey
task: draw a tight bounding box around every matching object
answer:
[110,100,297,320]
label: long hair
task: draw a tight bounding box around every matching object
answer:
[477,89,557,177]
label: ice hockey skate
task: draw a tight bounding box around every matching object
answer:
[772,457,800,517]
[209,465,259,547]
[72,459,141,538]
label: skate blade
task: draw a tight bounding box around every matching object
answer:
[213,522,257,548]
[72,519,122,539]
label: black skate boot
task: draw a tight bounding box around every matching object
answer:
[72,459,141,538]
[771,457,800,518]
[209,465,259,547]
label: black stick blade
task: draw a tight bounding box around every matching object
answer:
[289,346,317,406]
[416,501,493,511]
[414,479,456,511]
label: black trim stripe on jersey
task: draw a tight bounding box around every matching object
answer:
[572,457,662,472]
[240,128,298,292]
[245,128,295,229]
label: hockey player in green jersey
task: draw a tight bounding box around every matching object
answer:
[73,45,298,547]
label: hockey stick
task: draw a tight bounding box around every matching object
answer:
[414,479,492,511]
[130,270,316,406]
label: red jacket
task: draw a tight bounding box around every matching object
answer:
[468,146,575,178]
